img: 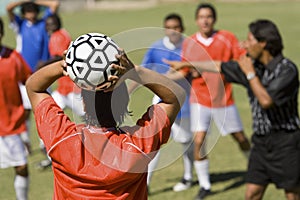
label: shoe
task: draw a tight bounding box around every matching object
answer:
[194,187,211,200]
[173,178,192,192]
[36,159,52,170]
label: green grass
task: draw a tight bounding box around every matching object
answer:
[1,1,300,199]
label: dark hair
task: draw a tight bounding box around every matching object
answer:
[249,19,283,57]
[82,82,130,127]
[195,3,217,21]
[164,13,185,32]
[0,17,3,36]
[21,2,40,15]
[47,14,62,31]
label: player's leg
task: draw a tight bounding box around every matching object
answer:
[147,150,161,194]
[172,118,194,192]
[245,183,267,200]
[0,134,29,200]
[191,103,212,199]
[213,104,251,158]
[15,164,29,200]
[285,187,300,200]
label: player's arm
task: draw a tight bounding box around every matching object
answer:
[6,0,27,22]
[35,0,60,13]
[114,53,185,124]
[26,60,64,112]
[164,59,222,73]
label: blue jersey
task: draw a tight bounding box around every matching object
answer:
[11,8,52,71]
[142,37,191,118]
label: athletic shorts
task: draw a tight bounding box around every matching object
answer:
[19,83,31,110]
[190,103,243,135]
[52,91,85,116]
[0,133,27,168]
[152,95,193,143]
[246,131,300,189]
[171,118,193,144]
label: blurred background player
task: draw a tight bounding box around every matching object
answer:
[25,50,185,199]
[6,0,59,155]
[181,3,251,199]
[134,13,194,193]
[167,18,300,200]
[0,17,32,200]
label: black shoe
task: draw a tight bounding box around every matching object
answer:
[194,187,211,200]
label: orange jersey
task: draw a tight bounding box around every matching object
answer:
[0,47,32,136]
[49,29,80,94]
[34,97,171,199]
[182,30,245,107]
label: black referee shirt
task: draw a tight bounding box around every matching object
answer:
[221,54,300,135]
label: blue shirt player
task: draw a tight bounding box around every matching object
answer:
[142,13,195,193]
[7,0,60,72]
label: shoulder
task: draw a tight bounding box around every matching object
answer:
[217,30,237,38]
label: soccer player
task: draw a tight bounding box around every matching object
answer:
[25,50,185,199]
[0,17,32,200]
[166,19,300,200]
[177,3,251,199]
[6,0,59,155]
[138,13,194,193]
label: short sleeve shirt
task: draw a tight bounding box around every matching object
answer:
[221,54,300,135]
[0,47,32,136]
[34,97,171,199]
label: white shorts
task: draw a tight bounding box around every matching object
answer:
[190,103,243,136]
[171,118,193,144]
[153,95,193,143]
[0,133,27,168]
[52,91,85,116]
[19,83,31,110]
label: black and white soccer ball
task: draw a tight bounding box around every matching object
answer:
[65,32,121,91]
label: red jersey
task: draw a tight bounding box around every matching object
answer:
[182,30,245,107]
[34,97,171,199]
[49,29,80,95]
[0,46,32,136]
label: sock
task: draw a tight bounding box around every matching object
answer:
[14,175,29,200]
[194,159,211,190]
[147,150,161,186]
[182,143,193,181]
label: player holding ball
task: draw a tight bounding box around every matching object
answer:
[25,34,185,199]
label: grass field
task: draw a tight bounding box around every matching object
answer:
[1,1,300,199]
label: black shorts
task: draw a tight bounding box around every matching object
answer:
[246,130,300,189]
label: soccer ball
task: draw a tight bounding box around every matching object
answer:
[65,32,121,91]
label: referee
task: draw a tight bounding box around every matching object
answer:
[166,19,300,200]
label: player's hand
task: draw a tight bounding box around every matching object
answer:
[237,54,255,75]
[163,59,188,70]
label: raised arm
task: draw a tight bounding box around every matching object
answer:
[6,0,26,22]
[26,60,64,112]
[115,53,186,124]
[35,0,60,13]
[164,59,222,73]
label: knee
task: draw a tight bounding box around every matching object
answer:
[15,165,29,177]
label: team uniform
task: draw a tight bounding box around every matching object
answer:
[221,55,300,189]
[34,97,171,199]
[0,46,32,168]
[182,30,245,135]
[142,36,194,190]
[10,8,53,112]
[49,28,84,117]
